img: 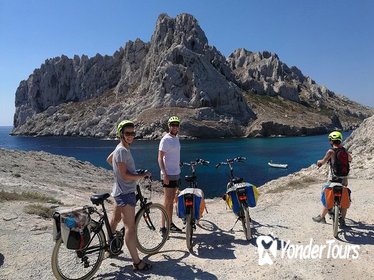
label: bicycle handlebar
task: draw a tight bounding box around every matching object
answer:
[181,159,210,166]
[136,169,152,180]
[215,156,246,168]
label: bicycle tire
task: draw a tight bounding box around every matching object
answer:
[333,205,339,238]
[51,224,106,280]
[241,206,252,240]
[186,213,193,250]
[135,203,170,255]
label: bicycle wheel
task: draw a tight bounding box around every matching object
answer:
[51,225,105,280]
[241,206,252,240]
[135,203,170,255]
[333,205,339,238]
[185,212,193,250]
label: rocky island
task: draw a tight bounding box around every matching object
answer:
[11,13,373,139]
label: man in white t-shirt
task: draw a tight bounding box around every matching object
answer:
[158,116,182,234]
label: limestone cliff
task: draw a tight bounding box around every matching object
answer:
[11,13,373,138]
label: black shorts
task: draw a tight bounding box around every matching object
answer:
[163,180,179,188]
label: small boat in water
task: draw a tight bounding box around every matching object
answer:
[268,161,288,169]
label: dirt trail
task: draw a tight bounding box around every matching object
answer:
[0,149,373,279]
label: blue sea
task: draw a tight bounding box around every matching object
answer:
[0,126,351,198]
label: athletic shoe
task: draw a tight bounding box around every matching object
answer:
[312,215,326,223]
[170,222,182,233]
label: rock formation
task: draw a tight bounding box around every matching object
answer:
[11,13,373,139]
[344,115,374,179]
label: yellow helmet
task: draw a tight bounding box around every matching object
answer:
[328,131,343,142]
[117,120,134,137]
[168,116,180,125]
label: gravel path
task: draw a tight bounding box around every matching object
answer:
[0,149,373,280]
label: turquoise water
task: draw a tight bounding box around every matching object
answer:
[0,126,351,198]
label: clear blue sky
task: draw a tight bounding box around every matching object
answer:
[1,0,373,126]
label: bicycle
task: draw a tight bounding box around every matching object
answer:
[51,171,170,280]
[177,159,209,250]
[325,182,347,238]
[216,157,258,240]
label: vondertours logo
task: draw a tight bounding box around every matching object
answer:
[256,234,360,265]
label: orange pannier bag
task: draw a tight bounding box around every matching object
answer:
[322,185,350,209]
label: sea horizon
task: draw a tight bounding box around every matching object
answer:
[0,126,351,198]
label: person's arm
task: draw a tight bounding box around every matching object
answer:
[117,162,151,181]
[317,149,334,167]
[106,151,114,166]
[158,150,169,185]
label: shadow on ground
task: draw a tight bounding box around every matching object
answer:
[95,250,218,280]
[339,219,374,245]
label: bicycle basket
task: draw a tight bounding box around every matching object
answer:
[55,207,91,250]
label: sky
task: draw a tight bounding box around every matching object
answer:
[1,0,373,126]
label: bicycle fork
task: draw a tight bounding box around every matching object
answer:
[142,203,157,230]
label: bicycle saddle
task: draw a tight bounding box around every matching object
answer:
[90,193,110,205]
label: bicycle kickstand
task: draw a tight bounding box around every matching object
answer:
[229,217,241,232]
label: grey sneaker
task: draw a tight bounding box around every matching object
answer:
[170,222,182,233]
[312,215,326,223]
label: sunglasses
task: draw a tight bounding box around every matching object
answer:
[124,131,136,136]
[169,123,180,127]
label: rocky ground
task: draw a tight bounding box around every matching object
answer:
[0,144,373,279]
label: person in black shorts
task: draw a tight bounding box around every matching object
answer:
[158,116,183,234]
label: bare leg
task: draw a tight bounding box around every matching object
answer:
[110,205,122,233]
[321,207,329,218]
[341,208,347,219]
[162,187,177,228]
[120,204,141,264]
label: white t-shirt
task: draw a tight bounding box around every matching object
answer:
[159,133,181,176]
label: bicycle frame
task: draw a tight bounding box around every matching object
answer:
[179,160,207,220]
[178,159,209,250]
[76,218,105,259]
[216,157,253,240]
[217,157,248,214]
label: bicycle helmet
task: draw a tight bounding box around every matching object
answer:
[328,131,343,142]
[168,116,180,125]
[117,120,134,137]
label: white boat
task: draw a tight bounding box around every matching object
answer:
[268,161,288,169]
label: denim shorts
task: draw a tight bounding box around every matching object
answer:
[114,192,136,207]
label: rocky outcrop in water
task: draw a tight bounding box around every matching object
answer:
[11,13,373,138]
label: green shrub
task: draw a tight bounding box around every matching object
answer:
[0,190,61,204]
[24,204,54,219]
